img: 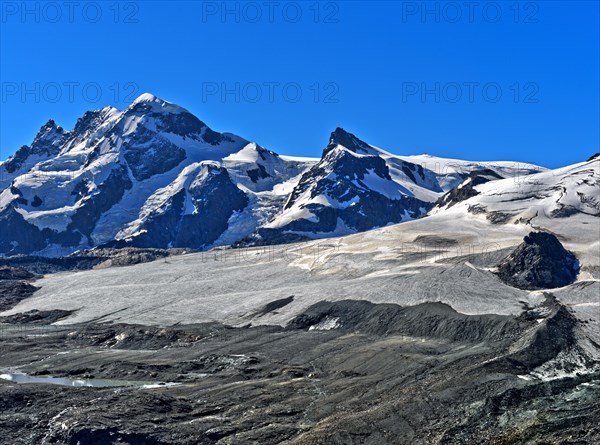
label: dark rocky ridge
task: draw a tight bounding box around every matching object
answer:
[506,296,578,370]
[234,232,313,248]
[0,204,62,254]
[0,266,39,312]
[67,165,134,245]
[0,309,74,324]
[325,127,373,155]
[0,248,188,275]
[2,120,66,174]
[497,231,580,290]
[288,299,524,343]
[434,168,503,209]
[0,266,34,281]
[121,127,187,182]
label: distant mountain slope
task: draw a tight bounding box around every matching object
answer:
[430,157,600,222]
[0,93,557,256]
[254,128,545,243]
[258,128,434,241]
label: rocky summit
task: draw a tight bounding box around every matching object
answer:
[497,232,580,290]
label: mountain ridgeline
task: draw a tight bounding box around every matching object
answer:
[0,94,597,256]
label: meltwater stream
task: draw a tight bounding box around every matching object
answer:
[0,372,180,389]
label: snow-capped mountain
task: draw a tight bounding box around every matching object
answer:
[0,120,68,191]
[0,93,573,256]
[0,94,250,254]
[112,161,249,249]
[257,128,433,242]
[430,157,600,223]
[254,128,546,243]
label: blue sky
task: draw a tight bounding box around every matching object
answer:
[1,1,598,168]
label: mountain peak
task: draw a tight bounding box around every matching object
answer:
[34,119,64,141]
[327,128,372,155]
[128,93,191,116]
[329,127,351,143]
[43,119,58,129]
[36,119,62,135]
[132,92,163,104]
[0,119,66,176]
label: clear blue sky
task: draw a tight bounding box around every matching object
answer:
[1,1,598,168]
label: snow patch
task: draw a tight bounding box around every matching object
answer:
[309,317,341,331]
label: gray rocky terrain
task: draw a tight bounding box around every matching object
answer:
[0,294,598,445]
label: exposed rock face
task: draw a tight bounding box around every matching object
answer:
[497,232,580,290]
[120,163,249,249]
[0,206,60,254]
[67,165,133,245]
[434,169,503,209]
[175,164,249,248]
[0,309,73,324]
[0,266,34,281]
[121,127,187,182]
[0,164,134,255]
[0,266,38,311]
[0,281,39,312]
[507,295,578,370]
[0,248,186,275]
[288,299,522,343]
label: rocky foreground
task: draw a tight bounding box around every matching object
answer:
[0,291,599,444]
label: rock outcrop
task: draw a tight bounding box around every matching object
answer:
[497,232,579,290]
